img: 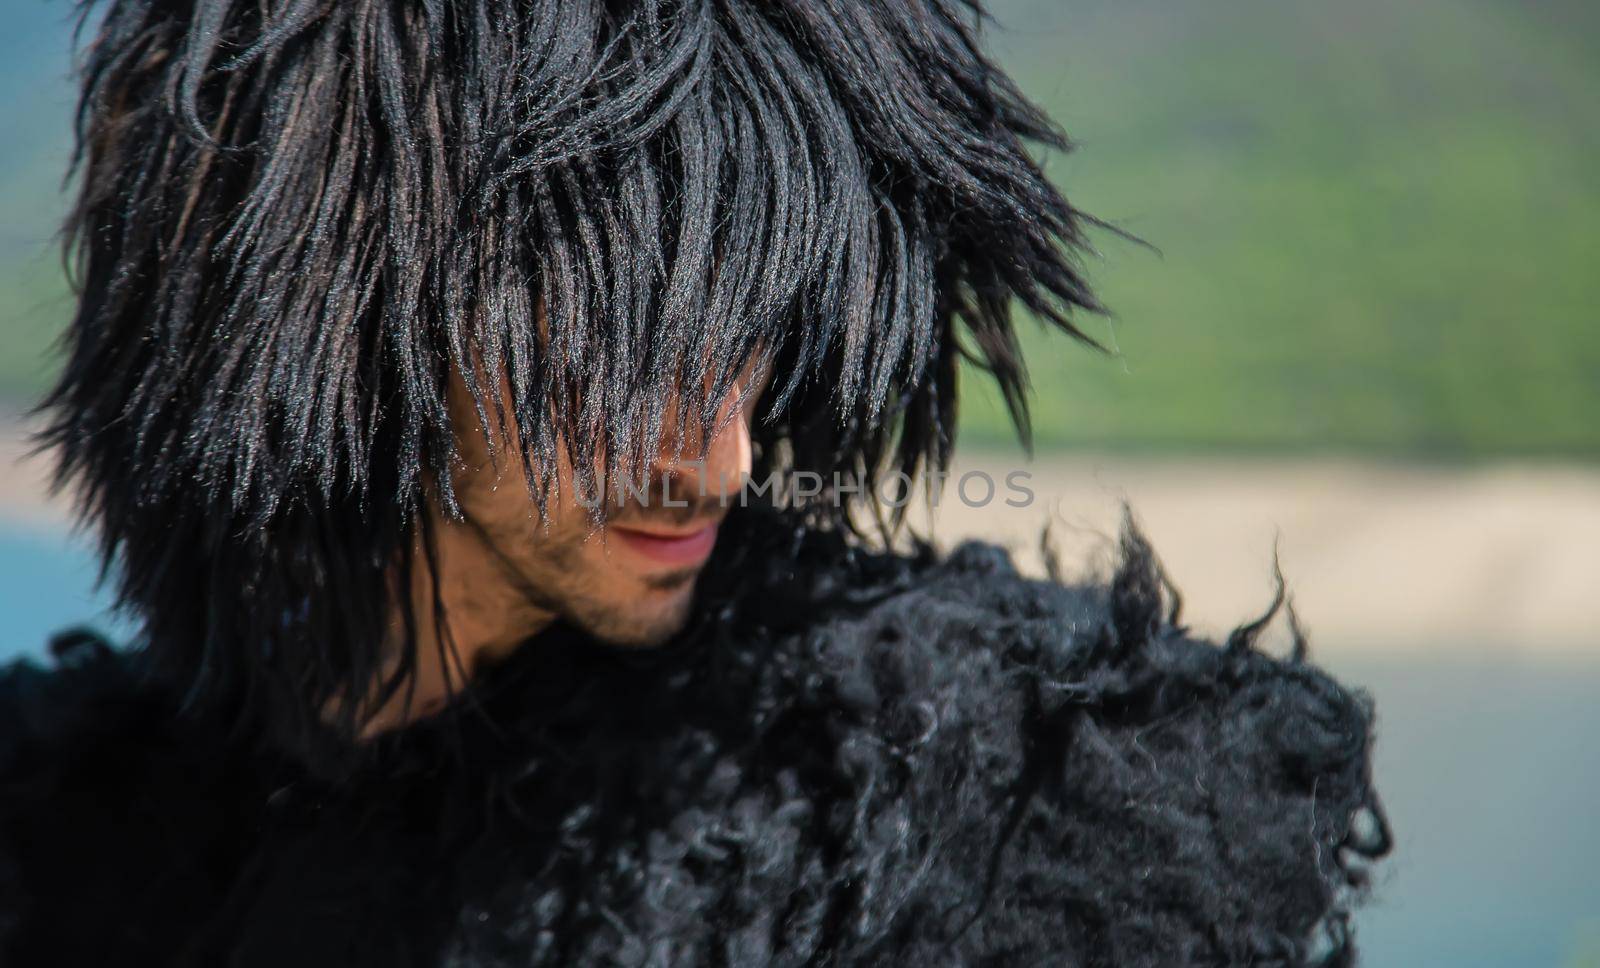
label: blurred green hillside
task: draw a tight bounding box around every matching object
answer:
[2,0,1597,458]
[0,2,76,406]
[966,0,1600,457]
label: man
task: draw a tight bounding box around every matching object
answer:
[1,0,1388,964]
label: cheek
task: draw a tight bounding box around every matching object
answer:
[559,525,632,575]
[455,476,530,540]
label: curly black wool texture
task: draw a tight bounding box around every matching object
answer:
[0,512,1389,967]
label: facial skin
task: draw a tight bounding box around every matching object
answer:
[367,363,769,730]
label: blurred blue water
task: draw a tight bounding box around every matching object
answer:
[0,523,131,659]
[1327,652,1600,967]
[0,524,1596,966]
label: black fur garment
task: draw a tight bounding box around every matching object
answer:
[0,511,1388,967]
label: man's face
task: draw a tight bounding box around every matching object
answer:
[445,364,769,648]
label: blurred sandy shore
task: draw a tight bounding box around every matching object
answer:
[916,453,1600,658]
[4,418,1596,657]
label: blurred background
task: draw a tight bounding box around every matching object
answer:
[1,0,1596,963]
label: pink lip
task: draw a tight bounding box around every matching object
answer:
[608,522,720,567]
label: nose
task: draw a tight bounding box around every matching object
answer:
[655,384,754,505]
[702,404,753,503]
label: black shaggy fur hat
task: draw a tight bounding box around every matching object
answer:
[42,0,1102,754]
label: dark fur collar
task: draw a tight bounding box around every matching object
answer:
[0,513,1388,966]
